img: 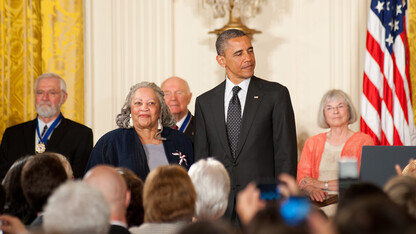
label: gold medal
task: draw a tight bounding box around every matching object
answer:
[35,143,46,153]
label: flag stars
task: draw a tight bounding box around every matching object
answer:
[386,34,394,46]
[387,1,391,11]
[388,19,394,30]
[394,20,400,31]
[375,1,384,13]
[396,5,402,15]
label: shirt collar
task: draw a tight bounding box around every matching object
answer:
[225,75,251,95]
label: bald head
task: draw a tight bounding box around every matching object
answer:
[161,76,192,121]
[84,165,130,220]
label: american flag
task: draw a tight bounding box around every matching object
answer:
[361,0,415,145]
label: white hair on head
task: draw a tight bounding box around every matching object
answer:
[188,158,230,220]
[44,181,110,234]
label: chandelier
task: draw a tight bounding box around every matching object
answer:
[203,0,265,39]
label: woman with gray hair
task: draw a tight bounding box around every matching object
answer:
[188,158,230,221]
[86,82,193,180]
[297,89,373,216]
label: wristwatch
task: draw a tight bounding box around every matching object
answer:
[324,181,329,190]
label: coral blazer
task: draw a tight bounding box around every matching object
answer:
[297,132,374,183]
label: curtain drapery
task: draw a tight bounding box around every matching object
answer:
[410,0,416,126]
[0,0,84,141]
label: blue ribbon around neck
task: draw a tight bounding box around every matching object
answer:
[179,111,192,132]
[37,113,63,145]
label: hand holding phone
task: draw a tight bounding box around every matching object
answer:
[257,183,281,201]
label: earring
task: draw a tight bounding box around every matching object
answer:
[158,118,162,130]
[129,114,133,128]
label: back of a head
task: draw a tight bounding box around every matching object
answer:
[188,158,230,220]
[245,206,307,234]
[384,176,416,218]
[337,182,389,215]
[335,196,414,234]
[21,153,68,213]
[116,167,144,227]
[83,165,128,216]
[177,220,236,234]
[52,153,74,179]
[143,165,196,223]
[44,180,110,234]
[2,156,37,224]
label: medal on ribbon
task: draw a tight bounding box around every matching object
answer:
[36,113,62,154]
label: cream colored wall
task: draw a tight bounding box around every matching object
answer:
[85,0,371,151]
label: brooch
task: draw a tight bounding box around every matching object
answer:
[172,151,188,166]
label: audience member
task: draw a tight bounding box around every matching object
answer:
[384,175,416,218]
[21,153,68,228]
[129,165,196,234]
[336,182,389,215]
[43,180,111,234]
[395,158,416,177]
[53,152,74,179]
[116,167,145,227]
[235,183,266,226]
[86,81,194,180]
[335,196,416,234]
[0,214,29,234]
[195,28,297,223]
[188,158,230,220]
[178,220,237,234]
[0,183,5,214]
[161,76,195,143]
[0,72,93,179]
[245,206,307,234]
[297,89,374,216]
[84,165,131,234]
[2,156,36,225]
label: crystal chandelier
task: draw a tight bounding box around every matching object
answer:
[203,0,265,39]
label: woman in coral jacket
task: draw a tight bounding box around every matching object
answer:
[297,89,374,216]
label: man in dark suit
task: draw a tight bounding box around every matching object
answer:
[0,72,93,179]
[161,76,195,143]
[194,29,297,221]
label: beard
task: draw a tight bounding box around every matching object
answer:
[36,101,62,118]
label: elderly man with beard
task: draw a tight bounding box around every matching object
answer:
[0,73,93,179]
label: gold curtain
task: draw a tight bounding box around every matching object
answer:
[0,0,84,141]
[410,0,416,126]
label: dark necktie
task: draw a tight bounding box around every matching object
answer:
[40,125,48,138]
[227,86,242,157]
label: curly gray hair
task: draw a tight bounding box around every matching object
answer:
[116,81,176,140]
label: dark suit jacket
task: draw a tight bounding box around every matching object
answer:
[183,113,195,144]
[194,76,297,218]
[0,116,93,179]
[85,127,194,181]
[109,224,131,234]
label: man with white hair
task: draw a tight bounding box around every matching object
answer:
[84,165,131,234]
[188,158,230,220]
[0,72,93,179]
[43,180,111,234]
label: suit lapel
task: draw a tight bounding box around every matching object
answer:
[25,120,37,153]
[209,82,234,157]
[46,116,66,149]
[235,77,263,159]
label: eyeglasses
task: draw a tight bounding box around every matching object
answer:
[35,90,60,96]
[325,104,346,112]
